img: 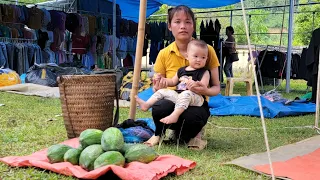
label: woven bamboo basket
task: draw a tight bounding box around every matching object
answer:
[58,74,116,139]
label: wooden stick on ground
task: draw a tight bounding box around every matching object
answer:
[129,0,147,120]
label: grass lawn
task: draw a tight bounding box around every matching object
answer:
[0,80,317,180]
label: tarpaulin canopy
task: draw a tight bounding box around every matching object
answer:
[109,0,241,22]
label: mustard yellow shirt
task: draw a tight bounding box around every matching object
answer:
[154,41,220,79]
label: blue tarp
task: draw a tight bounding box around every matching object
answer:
[138,88,316,118]
[108,0,241,22]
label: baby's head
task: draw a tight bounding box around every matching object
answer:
[187,39,208,69]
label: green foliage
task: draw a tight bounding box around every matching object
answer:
[294,0,320,45]
[233,9,269,45]
[0,0,49,4]
[149,0,320,46]
[149,4,170,22]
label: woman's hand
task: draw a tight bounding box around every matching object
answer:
[187,81,209,95]
[153,73,168,91]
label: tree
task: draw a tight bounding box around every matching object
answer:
[294,0,320,46]
[0,0,48,4]
[148,4,169,22]
[232,9,269,45]
[148,0,319,46]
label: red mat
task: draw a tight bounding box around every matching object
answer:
[0,138,196,180]
[254,148,320,180]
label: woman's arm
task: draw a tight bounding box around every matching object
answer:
[153,50,167,92]
[207,67,221,96]
[188,67,220,96]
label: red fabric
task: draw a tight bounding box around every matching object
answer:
[72,34,89,54]
[0,138,196,180]
[254,148,320,180]
[123,54,133,67]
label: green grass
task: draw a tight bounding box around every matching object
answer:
[0,80,317,180]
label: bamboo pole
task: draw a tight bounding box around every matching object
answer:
[315,50,320,129]
[129,0,147,119]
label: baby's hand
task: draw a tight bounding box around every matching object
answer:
[186,79,196,89]
[152,73,161,85]
[153,73,162,81]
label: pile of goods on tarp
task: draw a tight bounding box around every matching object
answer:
[0,68,21,87]
[46,127,158,171]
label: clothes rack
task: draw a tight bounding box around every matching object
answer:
[0,0,64,10]
[0,37,37,43]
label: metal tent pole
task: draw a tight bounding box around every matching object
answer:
[230,10,233,26]
[113,0,117,68]
[286,0,295,93]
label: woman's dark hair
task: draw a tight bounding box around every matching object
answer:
[167,5,195,26]
[226,26,234,35]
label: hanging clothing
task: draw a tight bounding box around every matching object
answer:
[118,37,128,59]
[81,16,89,36]
[0,42,8,68]
[306,28,320,102]
[97,16,108,34]
[103,34,119,54]
[41,8,51,28]
[82,52,95,70]
[297,48,308,81]
[38,29,49,50]
[123,54,133,67]
[1,42,42,74]
[84,14,97,36]
[0,25,11,38]
[27,7,43,30]
[71,34,89,55]
[66,13,80,33]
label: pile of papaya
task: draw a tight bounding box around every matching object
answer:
[46,127,158,171]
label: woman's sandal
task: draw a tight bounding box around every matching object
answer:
[187,137,207,150]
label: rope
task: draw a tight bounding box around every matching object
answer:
[240,0,275,179]
[157,124,170,151]
[176,119,186,152]
[208,123,314,131]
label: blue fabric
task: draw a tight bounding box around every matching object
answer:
[107,0,240,22]
[118,118,156,143]
[119,126,154,143]
[137,87,154,101]
[82,52,95,70]
[0,42,8,68]
[209,95,316,118]
[138,88,316,118]
[108,0,160,22]
[78,0,99,14]
[5,43,14,69]
[137,118,156,132]
[23,44,29,73]
[20,73,26,84]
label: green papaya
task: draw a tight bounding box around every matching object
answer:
[64,148,82,165]
[94,151,125,169]
[77,144,84,151]
[120,143,135,155]
[47,144,72,163]
[79,129,103,148]
[124,144,158,163]
[79,144,104,171]
[101,127,124,151]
